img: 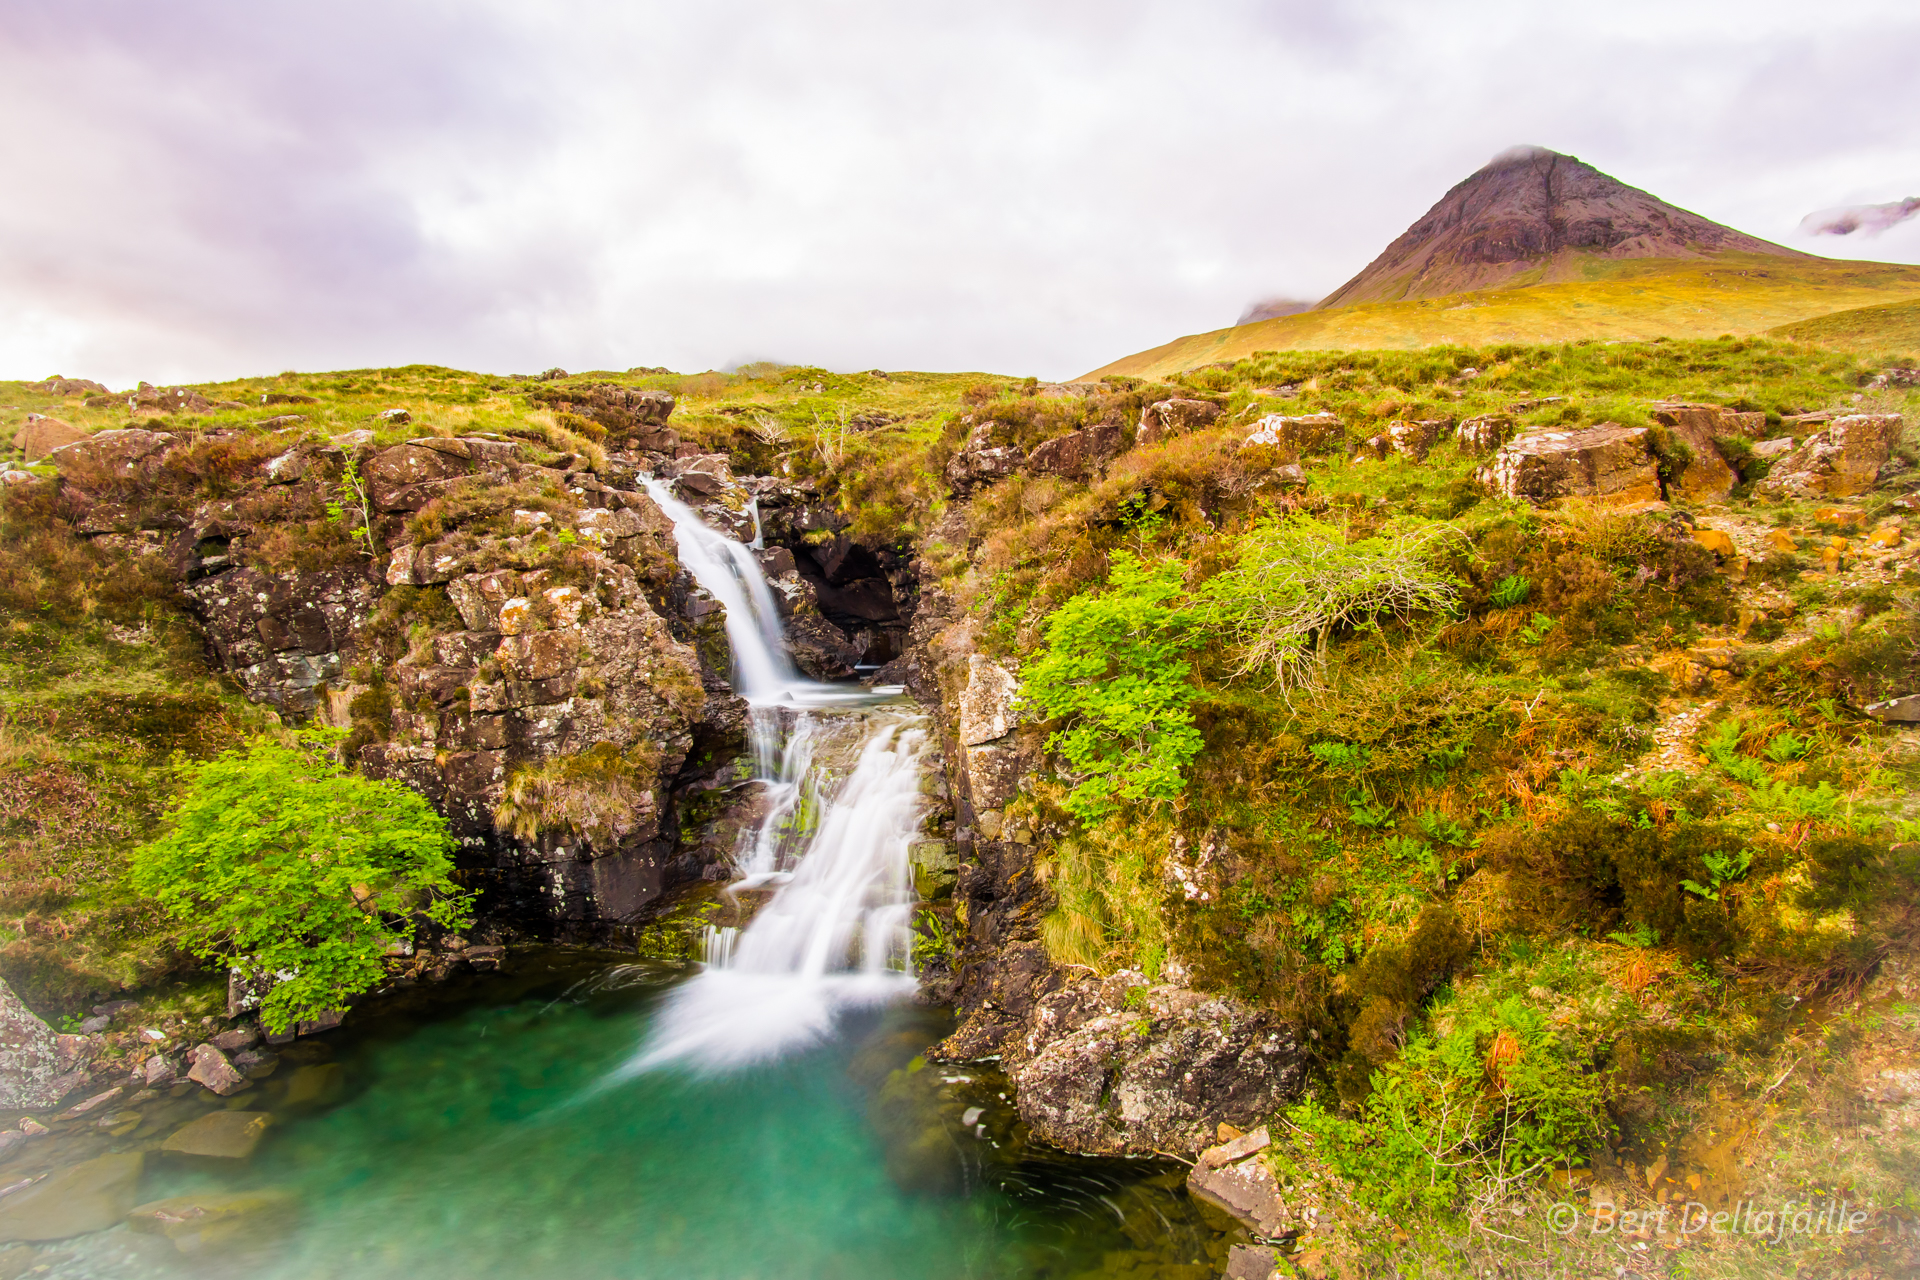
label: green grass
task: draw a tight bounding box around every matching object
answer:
[1768,295,1920,357]
[1088,254,1920,378]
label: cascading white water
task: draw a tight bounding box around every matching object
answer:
[621,478,929,1073]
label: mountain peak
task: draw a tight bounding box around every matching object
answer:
[1313,148,1806,311]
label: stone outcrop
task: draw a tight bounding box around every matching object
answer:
[1244,412,1342,458]
[186,567,382,717]
[1027,424,1122,479]
[46,429,176,491]
[1004,974,1306,1156]
[0,977,69,1109]
[1760,414,1904,498]
[29,376,110,396]
[1384,417,1452,462]
[1478,423,1662,504]
[945,424,1023,496]
[1137,398,1221,447]
[528,382,680,452]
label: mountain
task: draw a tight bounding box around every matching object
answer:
[1084,148,1920,379]
[1315,146,1806,309]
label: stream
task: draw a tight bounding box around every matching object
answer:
[15,483,1230,1279]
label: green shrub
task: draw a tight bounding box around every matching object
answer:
[1022,553,1203,821]
[130,730,470,1031]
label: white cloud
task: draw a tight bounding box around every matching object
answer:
[2,0,1916,385]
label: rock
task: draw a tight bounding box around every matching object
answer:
[1385,417,1451,461]
[16,414,86,459]
[956,655,1017,746]
[944,425,1024,496]
[1138,398,1221,447]
[186,1044,247,1095]
[130,1188,299,1257]
[1692,528,1738,557]
[0,471,35,487]
[663,453,736,500]
[1650,404,1741,500]
[261,392,317,406]
[375,407,412,424]
[45,429,173,488]
[77,1014,111,1034]
[294,1010,344,1037]
[1868,524,1904,548]
[1752,436,1797,458]
[1005,977,1306,1156]
[63,1086,123,1116]
[0,977,67,1109]
[279,1062,345,1108]
[1224,1244,1284,1279]
[1478,424,1662,505]
[30,376,110,396]
[364,442,470,510]
[1866,695,1920,724]
[0,1132,19,1157]
[1027,425,1122,479]
[1455,413,1514,453]
[1198,1124,1272,1167]
[161,1110,273,1159]
[1760,415,1904,498]
[909,840,958,898]
[209,1027,260,1053]
[143,1054,177,1087]
[528,383,676,448]
[0,1152,144,1242]
[1245,412,1343,458]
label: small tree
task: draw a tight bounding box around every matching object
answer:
[132,730,470,1032]
[1202,515,1465,692]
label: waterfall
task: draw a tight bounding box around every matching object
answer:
[624,478,928,1073]
[641,478,804,703]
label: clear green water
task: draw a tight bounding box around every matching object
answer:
[59,955,1224,1280]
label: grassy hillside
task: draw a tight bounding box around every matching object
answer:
[1769,295,1920,356]
[1090,254,1920,379]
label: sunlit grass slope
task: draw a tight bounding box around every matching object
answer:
[1767,295,1920,357]
[1089,253,1920,379]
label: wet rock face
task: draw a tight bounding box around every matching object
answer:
[1004,975,1307,1157]
[1760,414,1904,498]
[1479,423,1663,504]
[0,977,69,1110]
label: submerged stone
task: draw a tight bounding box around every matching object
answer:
[0,1152,144,1242]
[161,1109,273,1159]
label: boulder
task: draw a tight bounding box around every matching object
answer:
[186,1043,247,1095]
[1188,1127,1293,1237]
[375,407,412,424]
[130,1188,299,1257]
[956,655,1018,746]
[1137,398,1220,447]
[1752,436,1796,458]
[1224,1244,1284,1279]
[0,1152,144,1242]
[1455,413,1514,454]
[1478,423,1662,505]
[944,426,1023,496]
[1385,417,1451,462]
[1244,412,1342,458]
[0,976,67,1109]
[364,443,471,510]
[1027,424,1122,479]
[161,1110,273,1159]
[528,383,677,448]
[1866,695,1920,724]
[1649,404,1740,500]
[1760,415,1904,498]
[1005,975,1306,1156]
[662,453,736,500]
[209,1026,260,1053]
[130,383,215,416]
[45,429,174,488]
[16,414,86,459]
[30,376,109,396]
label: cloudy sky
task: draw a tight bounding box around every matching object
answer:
[3,0,1918,386]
